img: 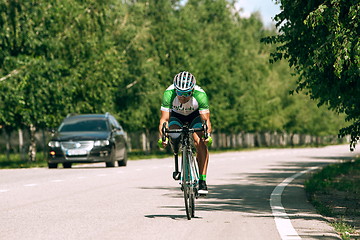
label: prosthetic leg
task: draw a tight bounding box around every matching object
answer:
[170,136,181,180]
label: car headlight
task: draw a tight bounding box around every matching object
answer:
[94,140,110,147]
[48,141,60,148]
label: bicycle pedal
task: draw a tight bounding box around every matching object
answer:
[173,171,181,180]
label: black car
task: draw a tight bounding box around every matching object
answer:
[48,113,127,168]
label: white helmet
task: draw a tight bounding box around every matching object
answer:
[173,71,196,92]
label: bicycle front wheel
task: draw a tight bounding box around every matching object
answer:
[182,150,192,220]
[188,153,196,218]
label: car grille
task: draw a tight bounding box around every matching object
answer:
[61,141,94,150]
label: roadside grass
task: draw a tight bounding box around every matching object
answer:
[127,149,173,160]
[0,150,175,169]
[332,218,357,240]
[305,159,360,195]
[0,153,48,169]
[305,158,360,239]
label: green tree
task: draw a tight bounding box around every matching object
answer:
[0,1,72,160]
[113,1,164,132]
[0,0,127,160]
[262,0,358,149]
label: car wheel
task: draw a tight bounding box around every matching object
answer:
[63,162,72,168]
[118,149,127,167]
[106,149,116,167]
[48,163,58,169]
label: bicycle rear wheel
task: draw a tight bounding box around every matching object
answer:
[182,150,192,220]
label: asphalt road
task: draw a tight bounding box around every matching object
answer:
[0,145,357,240]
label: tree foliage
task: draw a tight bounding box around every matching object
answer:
[0,0,348,158]
[262,0,359,149]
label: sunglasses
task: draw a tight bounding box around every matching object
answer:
[176,90,193,97]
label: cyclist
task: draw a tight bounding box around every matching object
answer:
[159,71,212,195]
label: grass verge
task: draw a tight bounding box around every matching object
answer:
[0,150,175,169]
[0,153,48,169]
[332,218,357,240]
[305,159,360,239]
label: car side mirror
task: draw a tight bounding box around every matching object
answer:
[112,127,121,132]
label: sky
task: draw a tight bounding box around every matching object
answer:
[235,0,281,27]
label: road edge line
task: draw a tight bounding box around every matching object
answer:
[270,167,319,240]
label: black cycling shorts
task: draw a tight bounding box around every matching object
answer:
[168,110,202,129]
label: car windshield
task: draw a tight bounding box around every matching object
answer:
[58,118,110,132]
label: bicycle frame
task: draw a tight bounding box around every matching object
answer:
[179,125,199,191]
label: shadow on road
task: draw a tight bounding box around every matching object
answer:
[144,153,356,223]
[144,214,202,220]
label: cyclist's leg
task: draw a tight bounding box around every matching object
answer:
[190,115,208,175]
[191,115,209,194]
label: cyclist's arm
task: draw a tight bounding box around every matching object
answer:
[159,110,170,138]
[200,112,212,135]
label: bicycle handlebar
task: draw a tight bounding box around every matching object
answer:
[162,120,208,142]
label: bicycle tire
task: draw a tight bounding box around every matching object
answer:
[182,149,192,220]
[188,152,196,218]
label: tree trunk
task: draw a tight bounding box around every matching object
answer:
[142,129,150,155]
[28,124,36,162]
[19,129,26,161]
[217,130,222,150]
[5,128,10,161]
[124,132,132,152]
[42,129,47,160]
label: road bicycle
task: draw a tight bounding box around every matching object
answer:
[162,120,208,220]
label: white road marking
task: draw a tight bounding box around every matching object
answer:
[270,167,318,240]
[24,184,38,187]
[0,190,9,193]
[51,180,64,182]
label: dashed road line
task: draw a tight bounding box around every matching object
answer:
[270,167,318,240]
[1,165,165,193]
[24,184,38,187]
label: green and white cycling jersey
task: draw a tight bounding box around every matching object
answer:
[161,84,210,116]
